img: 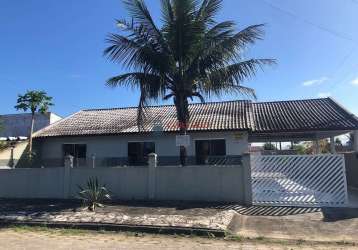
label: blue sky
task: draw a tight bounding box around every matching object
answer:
[1,0,358,117]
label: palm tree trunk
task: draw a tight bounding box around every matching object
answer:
[29,113,35,158]
[174,94,189,166]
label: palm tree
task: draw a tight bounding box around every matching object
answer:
[104,0,275,165]
[15,90,53,158]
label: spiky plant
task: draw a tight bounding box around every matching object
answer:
[104,0,275,165]
[77,177,111,211]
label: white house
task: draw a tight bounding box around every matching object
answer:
[32,98,358,167]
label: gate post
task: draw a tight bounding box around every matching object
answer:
[242,153,253,206]
[148,153,157,200]
[63,155,73,199]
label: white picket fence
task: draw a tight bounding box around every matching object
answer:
[250,154,348,207]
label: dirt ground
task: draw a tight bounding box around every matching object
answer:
[0,227,356,250]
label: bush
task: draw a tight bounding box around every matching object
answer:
[77,177,111,211]
[263,143,276,150]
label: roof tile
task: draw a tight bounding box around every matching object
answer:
[34,98,358,138]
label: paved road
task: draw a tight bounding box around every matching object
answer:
[0,229,356,250]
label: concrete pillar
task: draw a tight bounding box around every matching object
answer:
[63,155,73,199]
[354,130,358,152]
[242,153,252,206]
[330,136,336,154]
[148,153,157,200]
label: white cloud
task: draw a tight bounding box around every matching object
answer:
[302,77,329,87]
[317,92,331,98]
[351,77,358,85]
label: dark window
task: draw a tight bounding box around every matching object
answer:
[195,139,226,165]
[63,144,87,166]
[128,142,155,165]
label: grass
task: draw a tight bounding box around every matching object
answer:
[7,225,99,236]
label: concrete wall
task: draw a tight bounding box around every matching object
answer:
[345,153,358,188]
[39,131,249,161]
[0,164,247,203]
[0,112,62,137]
[69,167,149,200]
[0,168,64,198]
[155,166,244,202]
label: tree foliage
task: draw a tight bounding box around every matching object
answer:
[263,142,276,151]
[14,90,53,158]
[104,0,275,164]
[15,90,53,115]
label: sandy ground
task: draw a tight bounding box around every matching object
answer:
[0,228,356,250]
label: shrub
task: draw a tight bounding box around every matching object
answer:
[77,177,111,211]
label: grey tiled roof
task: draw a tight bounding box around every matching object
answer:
[251,98,358,132]
[34,98,358,138]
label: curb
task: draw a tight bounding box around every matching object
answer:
[0,220,226,237]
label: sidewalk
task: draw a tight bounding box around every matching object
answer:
[228,205,358,243]
[1,199,358,244]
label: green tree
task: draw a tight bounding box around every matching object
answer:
[263,143,276,151]
[104,0,275,165]
[14,90,53,157]
[291,144,307,155]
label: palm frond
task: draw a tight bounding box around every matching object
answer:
[123,0,169,53]
[106,72,167,130]
[198,59,275,98]
[196,0,222,25]
[105,32,171,74]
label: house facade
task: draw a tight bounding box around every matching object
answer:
[33,98,358,167]
[38,131,248,167]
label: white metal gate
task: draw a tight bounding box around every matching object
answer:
[251,154,348,207]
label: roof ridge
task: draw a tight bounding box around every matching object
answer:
[82,99,253,112]
[81,98,332,112]
[252,97,330,105]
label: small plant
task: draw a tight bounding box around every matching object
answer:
[77,177,111,211]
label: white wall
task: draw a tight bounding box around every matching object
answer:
[155,166,244,202]
[0,165,246,203]
[0,168,64,198]
[0,141,28,167]
[39,131,249,159]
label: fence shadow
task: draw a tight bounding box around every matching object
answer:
[0,199,82,213]
[216,205,321,216]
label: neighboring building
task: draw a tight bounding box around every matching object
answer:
[33,98,358,167]
[0,113,62,138]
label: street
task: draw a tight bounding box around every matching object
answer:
[0,228,356,250]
